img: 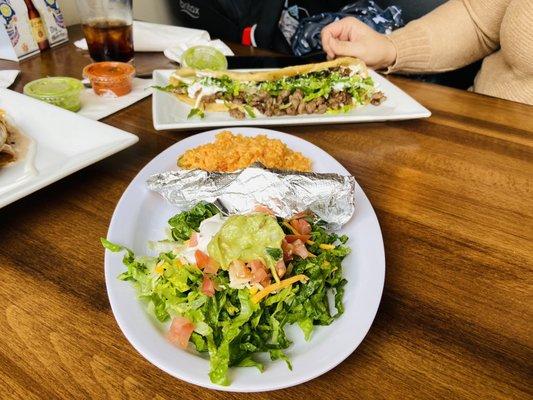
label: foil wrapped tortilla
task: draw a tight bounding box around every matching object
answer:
[147,163,356,229]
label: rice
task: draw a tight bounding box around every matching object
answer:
[178,131,312,172]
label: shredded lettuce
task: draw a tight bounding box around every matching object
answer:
[236,356,264,372]
[187,107,205,119]
[176,69,377,115]
[243,104,256,118]
[326,104,352,115]
[265,247,282,260]
[298,318,314,341]
[101,237,132,255]
[167,202,220,241]
[269,349,292,370]
[102,202,350,386]
[208,290,256,385]
[153,83,185,93]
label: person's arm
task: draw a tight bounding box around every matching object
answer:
[321,0,510,73]
[388,0,509,73]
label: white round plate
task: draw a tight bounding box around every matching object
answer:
[104,127,385,392]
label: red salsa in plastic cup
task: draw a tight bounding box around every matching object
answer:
[83,62,135,97]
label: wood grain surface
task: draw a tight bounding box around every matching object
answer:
[0,26,532,400]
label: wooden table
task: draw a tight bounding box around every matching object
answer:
[1,26,532,400]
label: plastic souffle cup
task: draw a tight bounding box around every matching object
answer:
[23,77,84,112]
[83,62,136,97]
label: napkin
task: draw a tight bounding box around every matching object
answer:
[0,70,20,88]
[164,39,234,64]
[0,27,19,61]
[78,77,153,120]
[74,21,222,52]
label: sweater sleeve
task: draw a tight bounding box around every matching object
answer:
[387,0,510,74]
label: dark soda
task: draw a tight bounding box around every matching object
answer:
[82,19,134,62]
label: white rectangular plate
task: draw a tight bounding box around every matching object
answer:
[0,88,138,209]
[152,69,430,130]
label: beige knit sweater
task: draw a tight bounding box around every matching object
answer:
[388,0,533,105]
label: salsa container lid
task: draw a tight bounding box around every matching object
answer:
[23,77,84,112]
[24,77,83,99]
[83,62,135,82]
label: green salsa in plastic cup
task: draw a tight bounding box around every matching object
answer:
[181,46,228,70]
[24,77,84,112]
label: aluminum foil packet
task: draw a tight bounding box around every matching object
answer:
[147,163,356,229]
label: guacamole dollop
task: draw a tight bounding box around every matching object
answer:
[207,214,284,269]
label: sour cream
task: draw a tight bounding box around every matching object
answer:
[349,63,368,78]
[187,81,225,99]
[178,213,227,264]
[333,81,350,91]
[187,81,226,109]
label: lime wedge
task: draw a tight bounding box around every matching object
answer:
[182,46,228,70]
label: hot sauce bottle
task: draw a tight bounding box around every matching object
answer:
[23,0,49,51]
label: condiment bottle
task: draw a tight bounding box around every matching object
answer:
[23,0,50,51]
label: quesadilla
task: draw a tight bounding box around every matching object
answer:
[158,57,385,119]
[0,109,29,168]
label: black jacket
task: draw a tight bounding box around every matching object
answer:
[168,0,349,53]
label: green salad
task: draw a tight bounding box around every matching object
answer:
[102,202,349,386]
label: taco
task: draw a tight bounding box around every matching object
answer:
[157,57,385,119]
[0,109,29,168]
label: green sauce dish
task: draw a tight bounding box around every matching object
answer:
[23,77,84,112]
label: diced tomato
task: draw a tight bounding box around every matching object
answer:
[248,260,264,271]
[249,259,268,284]
[282,238,294,261]
[203,258,219,275]
[188,232,198,247]
[167,316,195,349]
[253,204,275,215]
[275,259,287,279]
[291,211,311,220]
[285,234,311,243]
[194,249,210,269]
[292,239,309,259]
[201,275,215,297]
[290,219,311,235]
[300,220,312,235]
[229,260,252,279]
[260,276,271,287]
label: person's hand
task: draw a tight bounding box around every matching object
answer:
[321,17,397,70]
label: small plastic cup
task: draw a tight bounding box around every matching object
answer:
[83,62,135,97]
[182,46,228,70]
[23,77,84,112]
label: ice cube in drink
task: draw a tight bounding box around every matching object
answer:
[82,19,133,62]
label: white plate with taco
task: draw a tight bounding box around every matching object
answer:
[0,89,138,209]
[152,57,430,130]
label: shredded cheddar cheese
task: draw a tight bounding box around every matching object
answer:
[319,243,336,250]
[155,260,165,275]
[282,221,298,235]
[251,274,309,304]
